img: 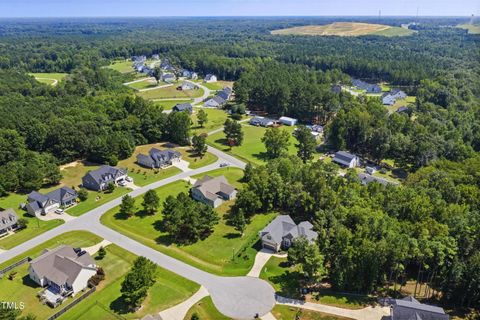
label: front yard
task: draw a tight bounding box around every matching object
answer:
[155,99,194,110]
[201,80,234,91]
[101,168,276,276]
[184,296,228,320]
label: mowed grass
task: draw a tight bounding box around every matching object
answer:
[101,168,276,276]
[184,296,228,320]
[29,73,68,85]
[271,22,414,37]
[272,305,354,320]
[191,108,230,135]
[137,85,204,100]
[66,187,131,216]
[106,60,135,74]
[61,244,199,320]
[387,96,416,114]
[206,125,299,165]
[154,99,194,110]
[260,257,372,310]
[126,78,159,90]
[457,24,480,34]
[202,80,234,91]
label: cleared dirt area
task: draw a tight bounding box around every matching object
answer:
[271,22,413,37]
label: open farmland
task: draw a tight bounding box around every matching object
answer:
[271,22,415,37]
[457,23,480,34]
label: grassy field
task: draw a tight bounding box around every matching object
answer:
[272,305,354,320]
[271,22,414,37]
[60,244,199,320]
[260,257,372,310]
[191,108,232,135]
[137,85,204,100]
[202,80,234,91]
[155,99,194,110]
[29,73,68,85]
[387,96,416,113]
[106,60,134,74]
[206,124,299,165]
[101,168,276,276]
[457,24,480,34]
[66,187,131,216]
[126,78,160,90]
[184,296,228,320]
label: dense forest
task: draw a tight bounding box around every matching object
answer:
[0,16,478,312]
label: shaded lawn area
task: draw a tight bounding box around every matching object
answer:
[137,85,204,100]
[66,187,132,216]
[117,142,218,182]
[101,171,276,276]
[0,213,63,250]
[106,60,134,74]
[260,257,372,310]
[183,296,228,320]
[206,125,299,165]
[61,244,199,320]
[154,99,194,110]
[202,81,234,91]
[272,305,354,320]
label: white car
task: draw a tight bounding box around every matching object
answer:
[55,208,64,214]
[125,176,133,182]
[118,180,127,186]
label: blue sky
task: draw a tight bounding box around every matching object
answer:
[0,0,477,18]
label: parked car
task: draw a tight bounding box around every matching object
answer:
[219,162,229,167]
[125,176,133,182]
[118,180,127,186]
[55,208,64,214]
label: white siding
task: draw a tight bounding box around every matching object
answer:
[71,268,97,294]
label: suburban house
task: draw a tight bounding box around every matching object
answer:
[26,187,78,216]
[204,74,217,83]
[382,89,407,105]
[249,116,275,127]
[152,54,160,60]
[0,208,19,235]
[389,296,449,320]
[333,151,360,168]
[358,173,399,186]
[204,96,226,108]
[29,245,97,305]
[182,70,198,80]
[259,215,318,252]
[172,103,193,113]
[180,81,197,90]
[217,87,232,101]
[279,116,298,126]
[390,88,407,99]
[137,148,181,169]
[351,79,382,93]
[162,73,176,83]
[191,175,237,208]
[82,166,127,191]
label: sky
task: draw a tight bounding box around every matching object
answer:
[0,0,477,18]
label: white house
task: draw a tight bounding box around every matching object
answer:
[204,74,217,83]
[333,151,360,168]
[279,116,298,126]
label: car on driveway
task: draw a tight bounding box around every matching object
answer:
[54,208,64,214]
[219,162,230,167]
[118,180,127,186]
[125,176,133,182]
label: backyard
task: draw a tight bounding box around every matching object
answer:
[137,84,204,100]
[155,99,194,110]
[100,168,277,276]
[201,80,235,91]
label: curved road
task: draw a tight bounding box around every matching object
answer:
[0,148,274,319]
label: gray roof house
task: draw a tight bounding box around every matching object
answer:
[204,96,226,108]
[204,74,217,83]
[390,88,407,99]
[180,81,197,90]
[137,148,181,169]
[26,187,78,216]
[172,103,193,113]
[0,208,19,235]
[29,245,97,298]
[217,87,232,101]
[390,296,449,320]
[358,173,399,186]
[259,215,318,252]
[191,175,237,208]
[382,93,397,105]
[351,79,382,93]
[249,116,275,127]
[162,73,176,83]
[82,166,127,191]
[333,151,360,168]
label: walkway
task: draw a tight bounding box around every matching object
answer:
[157,286,209,320]
[276,296,390,320]
[82,239,111,256]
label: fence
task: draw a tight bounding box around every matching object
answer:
[47,286,96,320]
[0,257,31,278]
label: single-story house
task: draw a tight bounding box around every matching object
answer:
[82,166,127,191]
[137,148,181,169]
[180,82,197,90]
[351,79,382,93]
[0,208,19,235]
[204,74,217,83]
[333,151,360,168]
[26,187,78,216]
[29,245,97,297]
[382,93,397,106]
[191,175,237,208]
[259,215,318,252]
[390,296,449,320]
[279,116,298,126]
[249,116,275,127]
[390,88,407,99]
[172,103,193,113]
[204,96,226,108]
[162,73,176,83]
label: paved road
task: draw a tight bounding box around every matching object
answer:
[0,147,279,319]
[187,80,212,105]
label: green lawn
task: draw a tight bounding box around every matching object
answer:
[191,108,246,136]
[202,81,234,91]
[29,73,68,85]
[155,99,194,110]
[127,78,159,90]
[66,187,132,216]
[457,24,480,34]
[61,245,199,320]
[184,296,228,320]
[137,85,204,100]
[387,96,416,113]
[192,167,245,189]
[101,169,276,276]
[370,27,415,37]
[106,60,134,74]
[206,125,299,165]
[272,305,354,320]
[260,257,372,310]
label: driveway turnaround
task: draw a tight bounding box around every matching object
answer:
[157,286,209,320]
